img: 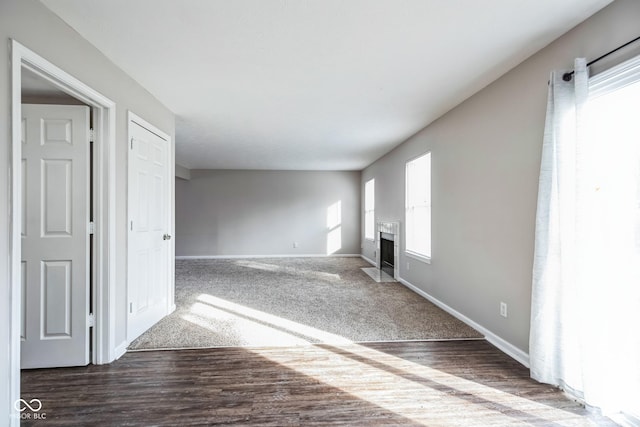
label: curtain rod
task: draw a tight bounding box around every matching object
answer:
[562,35,640,81]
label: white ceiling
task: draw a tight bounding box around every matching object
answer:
[41,0,611,170]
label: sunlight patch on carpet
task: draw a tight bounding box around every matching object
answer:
[181,293,352,346]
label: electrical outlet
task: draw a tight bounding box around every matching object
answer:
[406,262,410,270]
[293,242,298,248]
[500,302,508,318]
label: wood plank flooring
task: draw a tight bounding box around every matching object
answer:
[20,340,617,426]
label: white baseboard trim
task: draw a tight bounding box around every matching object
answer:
[360,254,376,266]
[176,254,361,260]
[114,340,128,361]
[484,331,530,368]
[397,276,530,368]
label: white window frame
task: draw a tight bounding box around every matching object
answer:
[364,178,375,241]
[405,152,431,262]
[589,53,640,98]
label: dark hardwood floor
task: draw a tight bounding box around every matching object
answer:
[20,340,616,426]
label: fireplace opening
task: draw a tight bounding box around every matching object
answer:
[380,232,395,277]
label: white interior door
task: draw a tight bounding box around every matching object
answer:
[127,117,171,342]
[21,104,90,369]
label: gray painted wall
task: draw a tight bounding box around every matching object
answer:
[0,0,175,416]
[361,0,640,354]
[175,164,191,180]
[176,170,361,257]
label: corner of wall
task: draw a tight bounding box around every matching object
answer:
[114,340,128,361]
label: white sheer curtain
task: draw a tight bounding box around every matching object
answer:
[531,58,640,417]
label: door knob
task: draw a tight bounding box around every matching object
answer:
[163,234,172,240]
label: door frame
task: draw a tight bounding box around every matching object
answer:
[126,111,175,343]
[9,39,117,417]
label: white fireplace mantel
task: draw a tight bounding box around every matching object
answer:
[375,221,400,279]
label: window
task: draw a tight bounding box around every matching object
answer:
[405,152,431,259]
[364,179,375,240]
[530,55,640,422]
[583,61,640,420]
[326,201,342,254]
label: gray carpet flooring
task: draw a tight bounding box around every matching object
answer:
[128,257,482,350]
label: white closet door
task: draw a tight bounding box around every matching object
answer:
[127,118,171,342]
[21,104,90,369]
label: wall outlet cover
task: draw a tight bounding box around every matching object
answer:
[500,302,508,318]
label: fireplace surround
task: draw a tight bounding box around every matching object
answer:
[375,221,399,279]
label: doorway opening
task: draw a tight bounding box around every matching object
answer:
[9,39,117,418]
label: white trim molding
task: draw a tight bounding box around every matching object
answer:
[589,52,640,99]
[397,276,530,368]
[114,341,129,361]
[9,39,118,425]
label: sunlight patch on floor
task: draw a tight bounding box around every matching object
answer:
[181,309,311,347]
[234,260,282,272]
[250,343,598,426]
[180,293,352,346]
[178,294,598,425]
[234,260,341,281]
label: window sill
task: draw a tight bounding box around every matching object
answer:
[406,251,431,265]
[364,237,374,242]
